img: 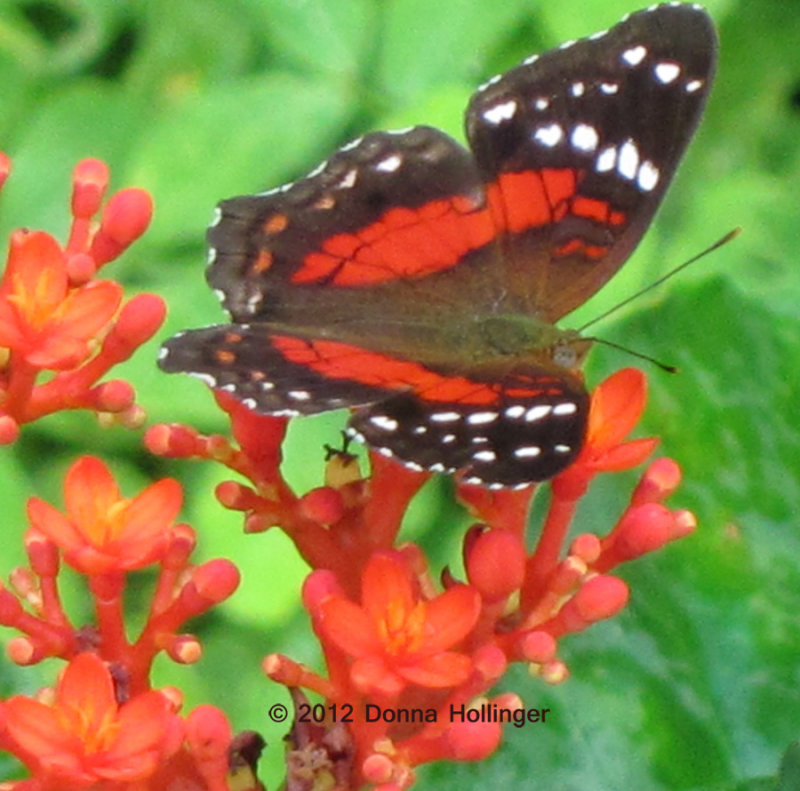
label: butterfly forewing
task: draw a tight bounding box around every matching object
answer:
[466,3,717,321]
[205,126,502,330]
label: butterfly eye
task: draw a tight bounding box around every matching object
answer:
[552,344,578,369]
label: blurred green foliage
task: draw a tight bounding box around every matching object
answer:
[0,0,799,788]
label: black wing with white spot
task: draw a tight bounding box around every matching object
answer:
[350,383,588,488]
[466,2,717,321]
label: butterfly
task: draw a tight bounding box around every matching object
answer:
[159,3,717,488]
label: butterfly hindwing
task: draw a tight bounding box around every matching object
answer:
[350,378,589,487]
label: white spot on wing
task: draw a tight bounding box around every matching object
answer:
[553,402,577,416]
[533,122,564,148]
[621,44,647,67]
[375,153,402,173]
[596,145,617,172]
[337,168,358,189]
[189,372,217,387]
[477,73,502,91]
[467,411,498,426]
[340,136,364,152]
[570,123,599,153]
[534,97,550,111]
[482,99,518,126]
[637,160,660,192]
[570,81,586,97]
[514,446,541,458]
[525,405,551,422]
[430,411,460,423]
[244,291,263,313]
[685,79,704,93]
[472,450,497,463]
[288,390,311,401]
[600,82,619,95]
[654,61,681,84]
[306,160,328,179]
[617,138,640,180]
[369,415,399,432]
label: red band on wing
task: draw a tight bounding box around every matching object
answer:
[291,168,627,287]
[272,335,560,405]
[486,168,578,231]
[294,196,495,286]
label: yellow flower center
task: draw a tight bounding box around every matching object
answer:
[378,598,427,655]
[57,699,120,754]
[84,499,131,546]
[8,268,63,331]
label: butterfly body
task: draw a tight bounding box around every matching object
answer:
[160,4,717,487]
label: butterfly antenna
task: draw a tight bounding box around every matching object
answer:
[577,228,741,334]
[583,336,679,373]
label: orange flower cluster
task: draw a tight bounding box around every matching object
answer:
[0,455,241,790]
[0,154,696,791]
[151,367,695,790]
[0,153,164,442]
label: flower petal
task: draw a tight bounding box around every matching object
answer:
[361,552,417,621]
[0,299,26,347]
[93,692,178,780]
[588,368,647,450]
[318,597,382,657]
[3,696,78,758]
[594,437,659,472]
[398,651,474,688]
[26,334,88,369]
[351,655,405,696]
[56,653,117,720]
[27,499,83,551]
[52,280,122,339]
[420,585,481,653]
[3,231,67,310]
[64,456,120,532]
[121,478,182,541]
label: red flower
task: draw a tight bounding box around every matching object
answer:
[0,230,122,370]
[577,367,657,472]
[316,552,481,695]
[552,368,658,501]
[26,456,182,574]
[3,652,183,786]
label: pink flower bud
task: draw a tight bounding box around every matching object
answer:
[71,158,109,218]
[299,487,346,525]
[90,188,153,265]
[465,528,525,601]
